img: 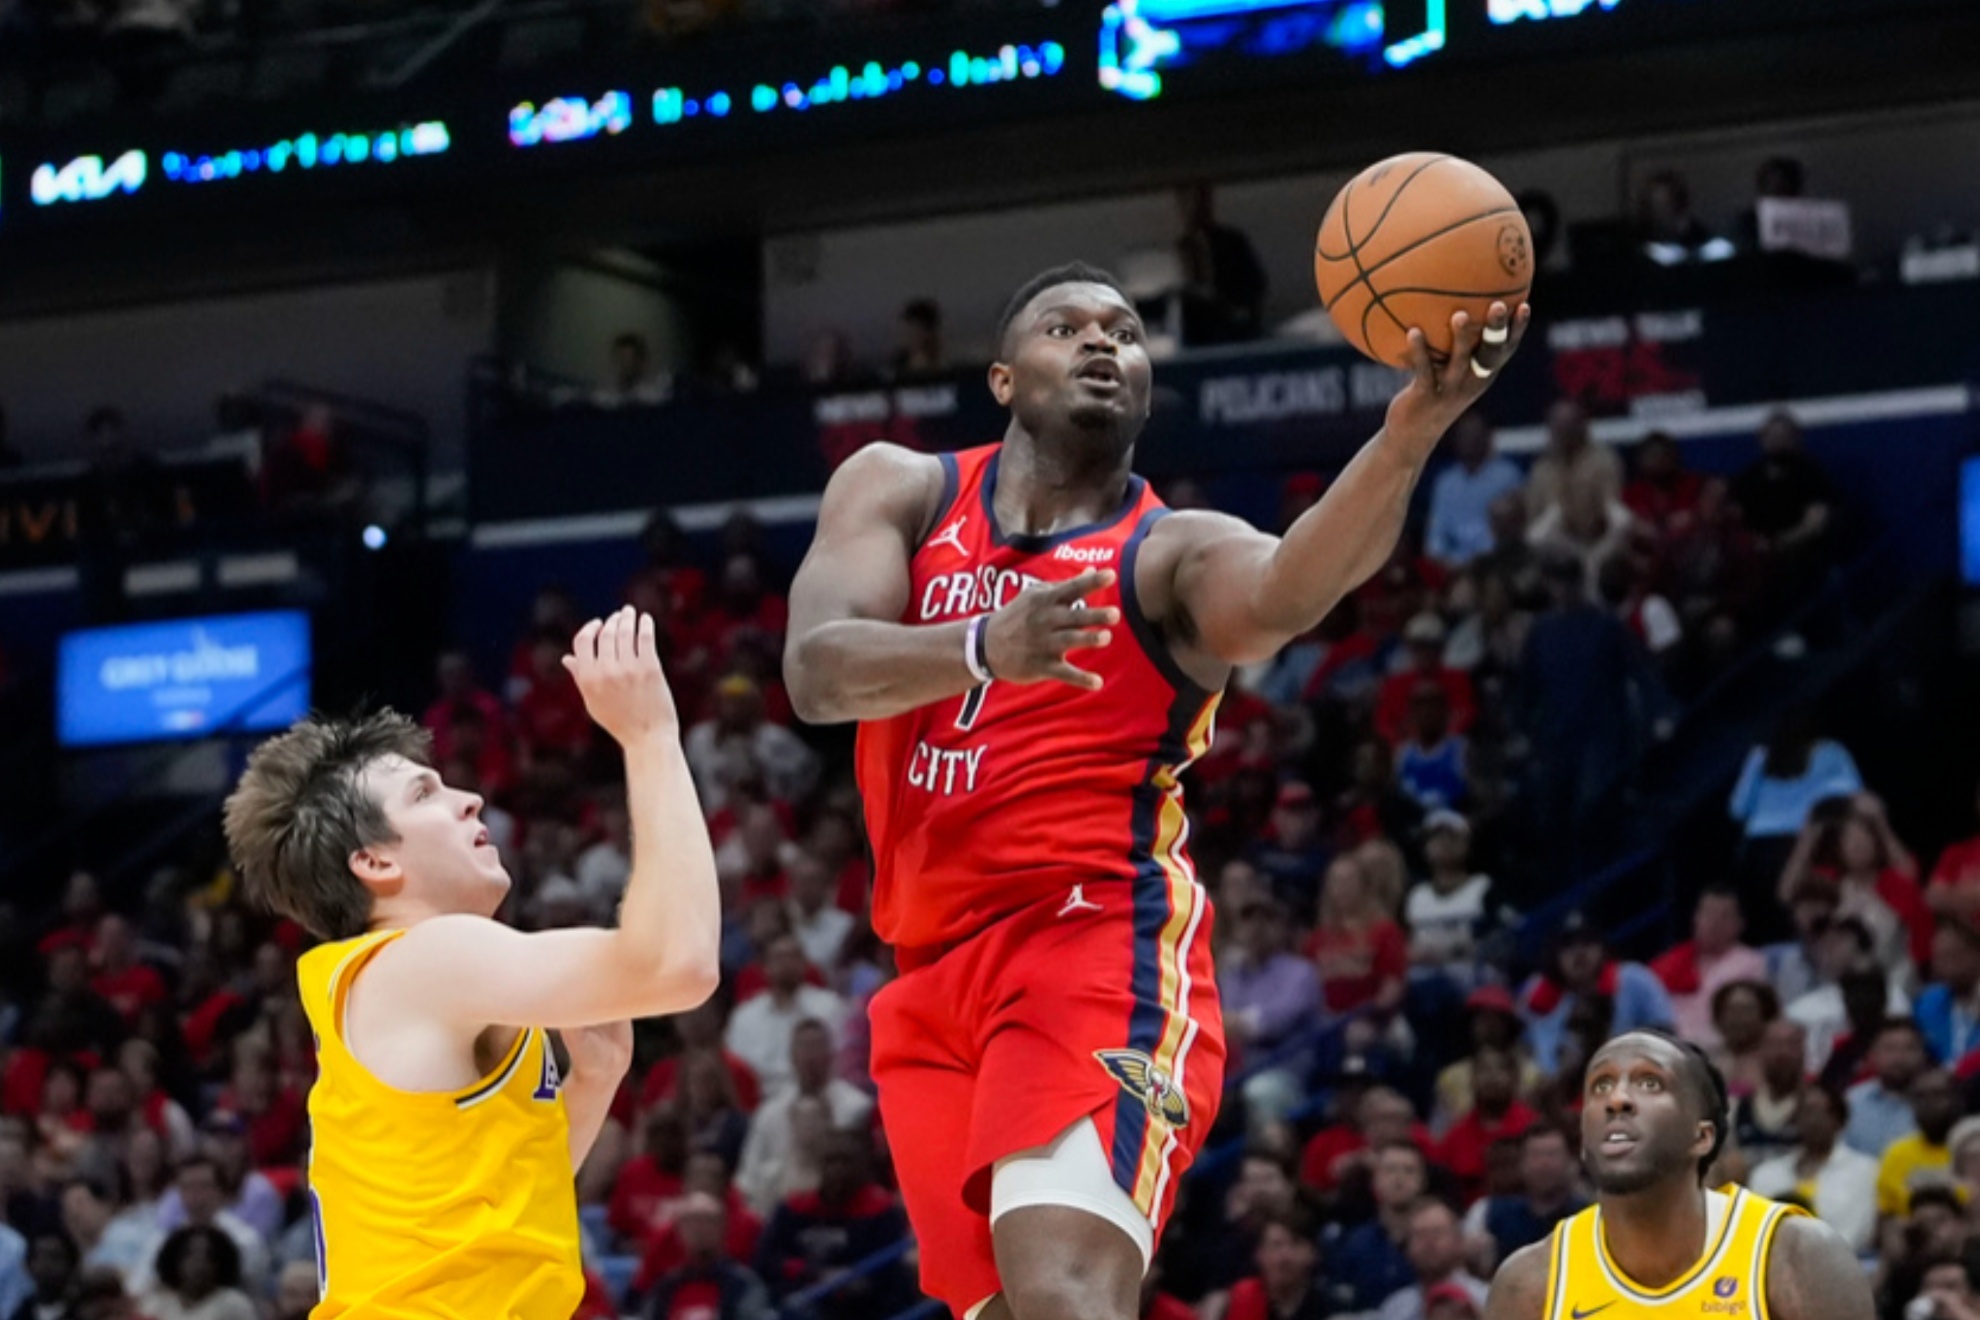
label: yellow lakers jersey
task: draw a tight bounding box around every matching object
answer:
[298,930,582,1319]
[1545,1188,1805,1320]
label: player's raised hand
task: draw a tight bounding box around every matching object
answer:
[562,605,679,741]
[1384,301,1532,462]
[983,569,1121,692]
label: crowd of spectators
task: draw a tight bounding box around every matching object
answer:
[5,400,1972,1320]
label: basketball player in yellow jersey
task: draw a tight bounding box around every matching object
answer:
[222,607,719,1318]
[1486,1030,1871,1320]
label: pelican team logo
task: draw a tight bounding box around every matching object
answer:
[1095,1049,1190,1129]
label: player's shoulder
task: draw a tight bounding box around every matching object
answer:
[819,442,949,535]
[364,914,515,983]
[1762,1211,1873,1320]
[1484,1238,1555,1320]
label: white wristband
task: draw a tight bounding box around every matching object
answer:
[964,615,994,684]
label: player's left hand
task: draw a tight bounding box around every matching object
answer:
[565,1021,634,1082]
[1383,301,1532,462]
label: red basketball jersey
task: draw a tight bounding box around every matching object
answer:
[855,443,1223,961]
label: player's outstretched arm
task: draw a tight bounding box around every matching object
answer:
[1765,1216,1876,1320]
[1146,303,1530,665]
[380,608,721,1030]
[785,443,1124,722]
[1482,1240,1551,1320]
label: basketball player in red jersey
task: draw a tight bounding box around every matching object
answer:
[783,262,1529,1320]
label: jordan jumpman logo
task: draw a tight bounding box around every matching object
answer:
[1059,885,1104,918]
[928,516,969,556]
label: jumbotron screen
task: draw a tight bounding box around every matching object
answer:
[3,0,1954,227]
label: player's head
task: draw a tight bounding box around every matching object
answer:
[223,710,509,941]
[1581,1029,1728,1195]
[990,262,1151,457]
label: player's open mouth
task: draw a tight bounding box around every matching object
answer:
[1076,359,1124,387]
[473,828,490,848]
[1600,1128,1639,1152]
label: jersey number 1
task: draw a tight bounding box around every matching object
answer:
[956,681,992,732]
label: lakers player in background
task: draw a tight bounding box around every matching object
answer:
[1485,1030,1870,1320]
[222,607,719,1317]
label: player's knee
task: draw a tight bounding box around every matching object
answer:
[1001,1254,1138,1320]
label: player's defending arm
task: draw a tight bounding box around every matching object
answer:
[1482,1240,1551,1320]
[1765,1216,1876,1320]
[1146,303,1530,665]
[373,608,722,1030]
[785,442,1122,724]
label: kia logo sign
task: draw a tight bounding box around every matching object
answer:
[32,150,148,206]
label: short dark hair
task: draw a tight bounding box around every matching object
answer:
[995,262,1129,358]
[1520,1121,1571,1150]
[1875,1017,1928,1048]
[1910,1185,1964,1218]
[901,297,942,330]
[1257,1204,1319,1242]
[1802,1082,1849,1126]
[223,711,432,940]
[1611,1028,1728,1182]
[155,1224,243,1292]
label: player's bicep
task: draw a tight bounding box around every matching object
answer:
[1482,1241,1552,1320]
[381,917,705,1031]
[787,445,939,636]
[1161,513,1293,666]
[1766,1217,1874,1320]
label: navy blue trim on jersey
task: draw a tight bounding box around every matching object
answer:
[979,448,1147,553]
[1120,507,1214,703]
[1110,690,1198,1195]
[912,450,963,552]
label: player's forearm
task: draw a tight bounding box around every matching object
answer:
[786,618,976,725]
[611,733,721,1008]
[1248,430,1426,636]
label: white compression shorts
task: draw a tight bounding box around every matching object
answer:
[962,1115,1156,1320]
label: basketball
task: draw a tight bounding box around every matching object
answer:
[1315,152,1534,368]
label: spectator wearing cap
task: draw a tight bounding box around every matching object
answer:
[1916,918,1980,1068]
[1435,987,1540,1127]
[685,675,820,815]
[1434,1046,1537,1205]
[1876,1067,1960,1219]
[1395,684,1471,814]
[1427,414,1524,568]
[1221,1208,1330,1320]
[1374,614,1476,748]
[1844,1019,1932,1157]
[1930,780,1980,921]
[1519,917,1674,1074]
[1404,811,1499,992]
[1462,1124,1585,1270]
[1377,1198,1489,1320]
[1221,894,1323,1128]
[1650,887,1770,1049]
[1248,782,1333,916]
[153,1111,283,1243]
[1747,1085,1877,1252]
[1730,1018,1810,1167]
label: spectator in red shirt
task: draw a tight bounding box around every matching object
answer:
[642,1003,761,1115]
[1300,1085,1432,1194]
[514,630,595,764]
[504,586,581,702]
[215,1043,306,1171]
[610,1106,693,1247]
[38,871,105,960]
[1434,1045,1536,1204]
[420,651,508,757]
[633,1150,763,1297]
[1929,779,1980,921]
[89,917,165,1027]
[625,509,709,621]
[1779,794,1931,975]
[638,1190,775,1320]
[704,554,789,673]
[1622,432,1704,540]
[1307,856,1407,1018]
[1223,1208,1331,1320]
[1374,614,1476,747]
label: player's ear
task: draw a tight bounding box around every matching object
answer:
[348,846,405,895]
[987,360,1014,406]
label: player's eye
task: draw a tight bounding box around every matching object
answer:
[1047,324,1075,337]
[1113,327,1139,343]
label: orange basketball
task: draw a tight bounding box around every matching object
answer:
[1315,153,1533,368]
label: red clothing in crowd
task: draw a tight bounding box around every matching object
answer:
[1306,920,1407,1015]
[1932,836,1980,894]
[1436,1101,1538,1203]
[609,1158,686,1245]
[516,670,594,760]
[215,1085,309,1169]
[91,964,168,1024]
[1373,667,1476,747]
[1144,1293,1200,1320]
[640,1053,761,1114]
[633,1190,762,1293]
[1624,472,1704,535]
[1298,1122,1436,1192]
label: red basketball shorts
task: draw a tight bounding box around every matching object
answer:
[869,877,1226,1315]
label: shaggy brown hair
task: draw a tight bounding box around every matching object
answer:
[222,711,431,940]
